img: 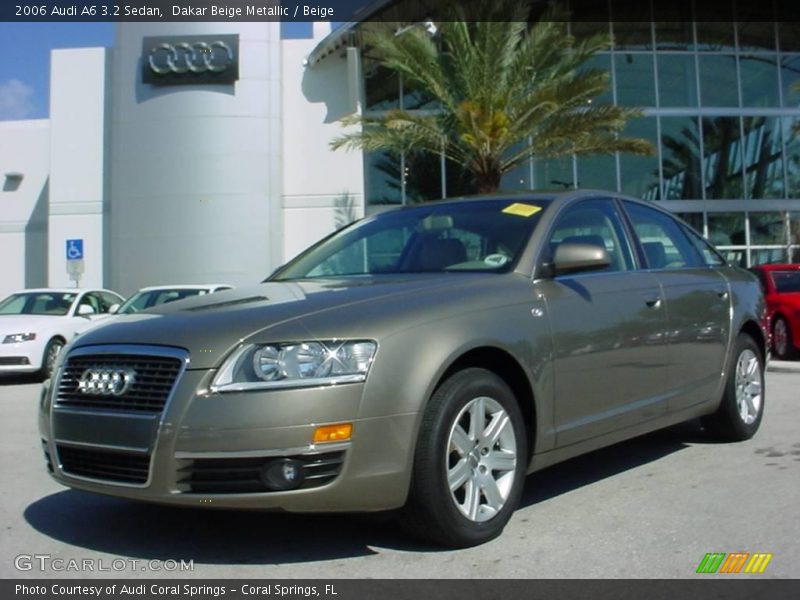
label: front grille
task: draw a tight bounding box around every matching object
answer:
[55,354,182,414]
[0,357,30,366]
[57,445,150,485]
[178,452,344,494]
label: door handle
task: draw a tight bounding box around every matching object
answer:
[717,289,729,300]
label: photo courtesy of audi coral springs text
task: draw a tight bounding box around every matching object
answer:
[40,192,767,547]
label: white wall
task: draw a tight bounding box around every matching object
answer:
[280,28,366,263]
[2,23,370,297]
[108,23,282,296]
[47,47,109,290]
[0,120,50,299]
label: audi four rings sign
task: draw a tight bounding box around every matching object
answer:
[142,34,239,86]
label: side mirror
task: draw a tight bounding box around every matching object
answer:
[77,304,95,317]
[108,304,120,314]
[552,243,611,276]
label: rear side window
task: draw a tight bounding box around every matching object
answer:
[623,201,703,269]
[682,226,727,266]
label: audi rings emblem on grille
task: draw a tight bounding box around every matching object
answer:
[77,368,136,396]
[148,41,233,75]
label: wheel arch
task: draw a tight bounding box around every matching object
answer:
[740,319,766,361]
[435,346,537,460]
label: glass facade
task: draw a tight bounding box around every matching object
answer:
[360,0,800,265]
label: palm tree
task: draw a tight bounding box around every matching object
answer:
[331,0,654,194]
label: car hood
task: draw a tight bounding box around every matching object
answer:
[71,275,488,369]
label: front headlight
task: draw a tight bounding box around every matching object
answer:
[3,333,36,344]
[211,340,377,392]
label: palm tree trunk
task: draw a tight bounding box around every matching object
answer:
[476,169,502,193]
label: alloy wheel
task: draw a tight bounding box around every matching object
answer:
[735,348,762,425]
[45,340,64,377]
[446,395,518,522]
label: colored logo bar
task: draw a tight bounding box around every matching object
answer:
[696,552,773,574]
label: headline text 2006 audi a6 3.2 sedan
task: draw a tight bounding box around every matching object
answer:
[39,191,766,547]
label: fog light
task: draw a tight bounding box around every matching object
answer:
[313,423,352,443]
[260,459,305,491]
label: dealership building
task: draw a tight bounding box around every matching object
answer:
[1,0,799,299]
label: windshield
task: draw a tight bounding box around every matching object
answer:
[117,289,210,314]
[0,292,77,316]
[771,270,800,293]
[271,199,550,281]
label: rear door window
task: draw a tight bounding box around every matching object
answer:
[623,201,703,269]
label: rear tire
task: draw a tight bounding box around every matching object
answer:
[401,368,527,548]
[703,334,764,442]
[772,316,795,360]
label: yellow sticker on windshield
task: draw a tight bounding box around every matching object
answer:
[502,203,542,217]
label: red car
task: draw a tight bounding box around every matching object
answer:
[751,264,800,359]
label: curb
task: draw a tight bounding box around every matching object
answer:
[767,359,800,374]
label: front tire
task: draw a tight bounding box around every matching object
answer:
[41,338,65,379]
[772,316,795,360]
[402,368,527,548]
[703,334,765,442]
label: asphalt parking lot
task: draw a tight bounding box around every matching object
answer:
[1,362,798,579]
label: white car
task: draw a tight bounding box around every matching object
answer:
[0,288,124,377]
[114,284,233,315]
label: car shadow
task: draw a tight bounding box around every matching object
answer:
[519,419,709,508]
[24,492,405,563]
[25,421,709,561]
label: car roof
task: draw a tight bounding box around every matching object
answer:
[134,284,231,292]
[379,189,673,216]
[10,288,118,295]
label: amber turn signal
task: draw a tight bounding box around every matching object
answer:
[313,423,353,443]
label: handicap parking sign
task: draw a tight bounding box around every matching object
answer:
[66,239,84,260]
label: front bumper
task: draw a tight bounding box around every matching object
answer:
[39,345,416,512]
[0,340,42,372]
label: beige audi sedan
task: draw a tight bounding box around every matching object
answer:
[39,191,766,547]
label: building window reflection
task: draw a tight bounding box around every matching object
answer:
[357,2,800,265]
[364,151,402,205]
[708,212,746,246]
[784,117,800,198]
[750,212,785,246]
[781,55,800,108]
[698,55,740,107]
[660,116,702,200]
[534,156,574,190]
[620,117,659,199]
[695,21,735,52]
[739,55,780,108]
[676,212,704,236]
[790,213,800,263]
[702,116,745,200]
[656,54,698,107]
[363,62,399,112]
[742,116,784,200]
[577,155,618,192]
[615,53,655,107]
[653,0,693,51]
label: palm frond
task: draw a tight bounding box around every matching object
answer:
[331,0,653,194]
